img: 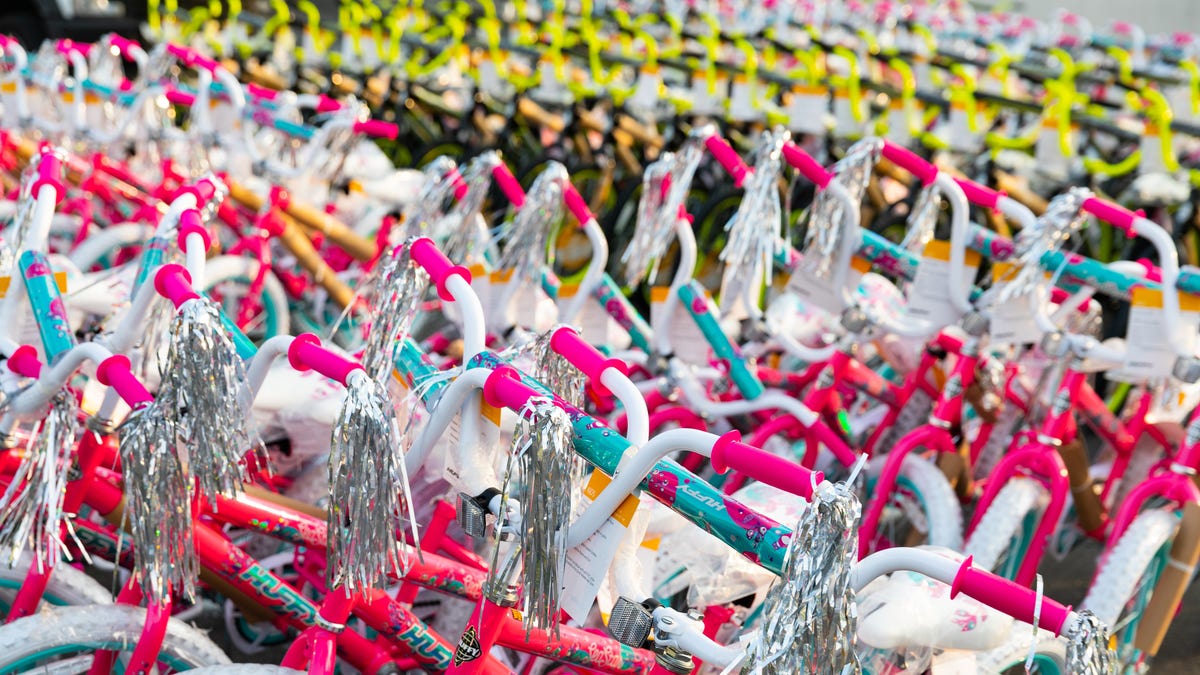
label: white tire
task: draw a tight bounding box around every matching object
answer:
[964,478,1045,573]
[867,453,964,551]
[976,626,1069,674]
[203,255,291,340]
[67,223,155,270]
[1082,508,1180,629]
[0,604,231,672]
[0,550,113,612]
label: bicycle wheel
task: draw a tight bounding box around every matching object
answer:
[203,255,291,344]
[1082,508,1180,672]
[0,552,113,617]
[866,454,964,551]
[977,629,1069,674]
[0,604,231,673]
[963,478,1044,578]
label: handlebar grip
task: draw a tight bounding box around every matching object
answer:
[31,150,66,204]
[549,327,629,396]
[704,135,751,187]
[562,182,594,225]
[782,142,832,189]
[56,39,89,59]
[409,237,471,302]
[246,83,278,101]
[1081,197,1140,237]
[154,264,201,309]
[6,345,42,378]
[482,366,542,411]
[444,167,469,201]
[176,209,212,253]
[881,142,938,185]
[953,177,1005,211]
[1135,258,1163,283]
[315,94,341,113]
[352,119,400,141]
[491,163,526,208]
[710,431,822,499]
[286,333,364,385]
[95,355,154,407]
[164,87,196,108]
[951,557,1073,635]
[174,177,219,206]
[107,35,141,57]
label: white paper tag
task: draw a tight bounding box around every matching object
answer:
[1035,120,1071,180]
[943,104,976,151]
[1123,287,1200,379]
[785,255,869,315]
[729,76,762,122]
[628,67,663,112]
[785,86,828,136]
[442,396,502,485]
[988,263,1042,347]
[832,91,863,137]
[906,241,980,329]
[650,286,713,365]
[560,471,639,622]
[1139,123,1169,175]
[477,54,510,99]
[931,650,977,675]
[689,74,727,116]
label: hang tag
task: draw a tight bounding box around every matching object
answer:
[832,89,863,137]
[943,103,976,151]
[907,241,981,329]
[0,272,67,298]
[628,66,663,112]
[987,263,1042,347]
[442,395,503,485]
[1122,287,1200,379]
[650,286,712,365]
[1034,119,1072,181]
[931,650,977,675]
[477,52,511,99]
[728,75,762,122]
[559,470,640,622]
[886,98,917,146]
[689,74,728,116]
[1139,122,1169,175]
[532,59,570,104]
[784,85,828,136]
[562,284,629,349]
[787,255,870,315]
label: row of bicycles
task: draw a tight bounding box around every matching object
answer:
[0,0,1196,674]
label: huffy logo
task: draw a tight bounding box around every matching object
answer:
[453,625,483,666]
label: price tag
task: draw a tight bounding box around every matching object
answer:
[559,471,640,622]
[832,89,863,137]
[689,74,727,117]
[942,103,976,151]
[1122,287,1200,379]
[442,395,503,485]
[477,52,511,99]
[987,262,1042,347]
[907,241,981,329]
[628,66,662,112]
[0,272,67,298]
[650,286,712,365]
[785,255,870,315]
[1140,122,1169,175]
[886,97,916,146]
[728,75,762,122]
[784,85,828,136]
[1034,118,1072,181]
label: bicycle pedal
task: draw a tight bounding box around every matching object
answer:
[608,597,655,648]
[456,492,489,539]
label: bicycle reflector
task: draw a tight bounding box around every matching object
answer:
[456,492,490,539]
[608,597,656,648]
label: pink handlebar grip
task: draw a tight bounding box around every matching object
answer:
[950,557,1073,636]
[491,163,526,209]
[353,119,400,140]
[482,366,542,411]
[445,167,470,202]
[1081,197,1140,237]
[154,264,201,309]
[562,183,595,225]
[315,94,341,113]
[31,150,66,204]
[881,142,938,185]
[246,83,278,101]
[56,39,89,59]
[954,177,1005,211]
[782,142,832,189]
[709,431,821,500]
[107,35,140,57]
[175,176,219,206]
[165,88,196,108]
[704,135,751,187]
[549,327,629,396]
[6,345,42,378]
[176,209,212,253]
[408,237,471,302]
[95,355,154,407]
[1135,258,1163,283]
[286,333,364,386]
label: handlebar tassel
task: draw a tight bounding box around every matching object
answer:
[361,245,428,383]
[117,401,197,602]
[158,297,258,499]
[326,373,417,592]
[742,482,862,675]
[0,392,80,572]
[1066,610,1117,675]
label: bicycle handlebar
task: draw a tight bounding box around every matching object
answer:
[1081,197,1139,237]
[881,141,938,185]
[409,237,471,302]
[154,264,201,309]
[562,181,596,225]
[352,119,399,140]
[710,431,823,499]
[95,354,153,407]
[953,177,1005,211]
[286,333,364,386]
[6,345,41,378]
[175,209,211,253]
[703,134,751,187]
[31,150,66,205]
[482,366,544,411]
[491,163,526,208]
[549,326,629,396]
[782,142,833,188]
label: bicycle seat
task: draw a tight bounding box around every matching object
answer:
[856,546,1012,652]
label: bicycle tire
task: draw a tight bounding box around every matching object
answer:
[963,478,1044,576]
[203,255,291,343]
[0,604,232,672]
[867,453,964,551]
[0,551,113,616]
[976,628,1068,674]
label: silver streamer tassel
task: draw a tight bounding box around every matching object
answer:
[117,402,196,601]
[898,184,940,254]
[798,139,881,280]
[529,328,587,409]
[492,398,575,636]
[495,163,566,289]
[621,132,706,287]
[743,482,862,675]
[158,298,257,499]
[444,152,503,263]
[0,392,80,570]
[361,245,429,383]
[720,129,786,295]
[327,372,416,592]
[1065,610,1117,675]
[1003,187,1092,301]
